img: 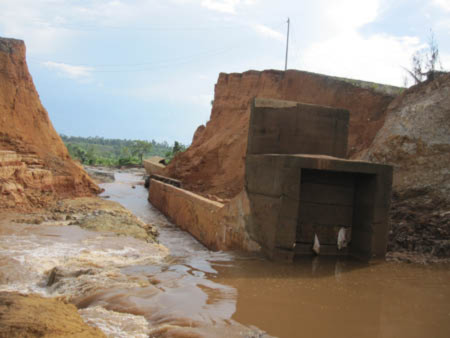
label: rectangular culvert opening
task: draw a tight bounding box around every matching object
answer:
[295,169,376,257]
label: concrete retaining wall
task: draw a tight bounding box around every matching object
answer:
[148,179,260,252]
[143,157,166,176]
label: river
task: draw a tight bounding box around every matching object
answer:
[1,171,449,337]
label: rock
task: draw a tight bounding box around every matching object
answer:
[46,267,94,287]
[58,197,159,242]
[83,167,115,184]
[0,292,105,337]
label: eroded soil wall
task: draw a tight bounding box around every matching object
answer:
[0,37,100,209]
[165,69,398,199]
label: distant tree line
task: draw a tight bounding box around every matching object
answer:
[60,134,186,167]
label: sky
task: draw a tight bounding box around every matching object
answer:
[0,0,449,145]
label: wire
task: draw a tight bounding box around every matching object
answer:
[3,17,284,32]
[25,20,286,73]
[28,43,244,73]
[28,43,238,69]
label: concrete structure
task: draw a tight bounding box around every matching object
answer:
[143,156,166,176]
[245,98,393,260]
[247,98,349,157]
[148,97,393,261]
[149,180,260,251]
[149,174,181,188]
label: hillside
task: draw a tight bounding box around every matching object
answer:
[361,73,450,260]
[165,69,400,198]
[0,37,100,209]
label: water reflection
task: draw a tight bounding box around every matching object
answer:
[211,255,450,338]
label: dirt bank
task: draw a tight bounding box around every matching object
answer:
[0,37,100,210]
[0,292,105,338]
[165,69,400,199]
[163,69,449,263]
[361,73,450,263]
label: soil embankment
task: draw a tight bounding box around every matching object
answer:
[361,73,450,262]
[165,70,400,199]
[0,37,100,210]
[163,69,449,262]
[0,292,105,338]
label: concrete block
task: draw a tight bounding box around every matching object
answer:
[281,167,301,200]
[275,216,297,248]
[248,98,349,157]
[243,99,393,261]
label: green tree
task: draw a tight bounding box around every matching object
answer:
[164,141,186,163]
[71,145,87,163]
[131,140,152,163]
[86,145,96,165]
[120,146,131,158]
[62,134,174,167]
[172,141,183,154]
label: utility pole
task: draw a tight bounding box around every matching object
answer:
[285,17,290,71]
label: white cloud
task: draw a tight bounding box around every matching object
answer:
[0,0,76,54]
[200,0,256,14]
[42,61,94,80]
[440,52,450,70]
[251,23,284,41]
[201,0,239,13]
[292,0,429,86]
[301,32,423,86]
[321,0,380,32]
[433,0,450,11]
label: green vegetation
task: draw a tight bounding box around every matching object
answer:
[164,141,187,163]
[61,135,186,167]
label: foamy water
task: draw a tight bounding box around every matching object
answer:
[0,172,262,337]
[0,220,169,337]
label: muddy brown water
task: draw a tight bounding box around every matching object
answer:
[1,171,449,337]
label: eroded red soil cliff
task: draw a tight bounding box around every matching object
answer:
[0,37,100,209]
[165,69,399,198]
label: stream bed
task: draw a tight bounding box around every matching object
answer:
[1,171,449,337]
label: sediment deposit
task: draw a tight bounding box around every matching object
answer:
[0,292,105,338]
[0,37,100,210]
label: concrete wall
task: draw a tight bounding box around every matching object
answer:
[149,98,392,261]
[143,157,166,176]
[248,98,349,157]
[148,179,260,252]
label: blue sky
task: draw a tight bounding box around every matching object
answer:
[1,0,449,144]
